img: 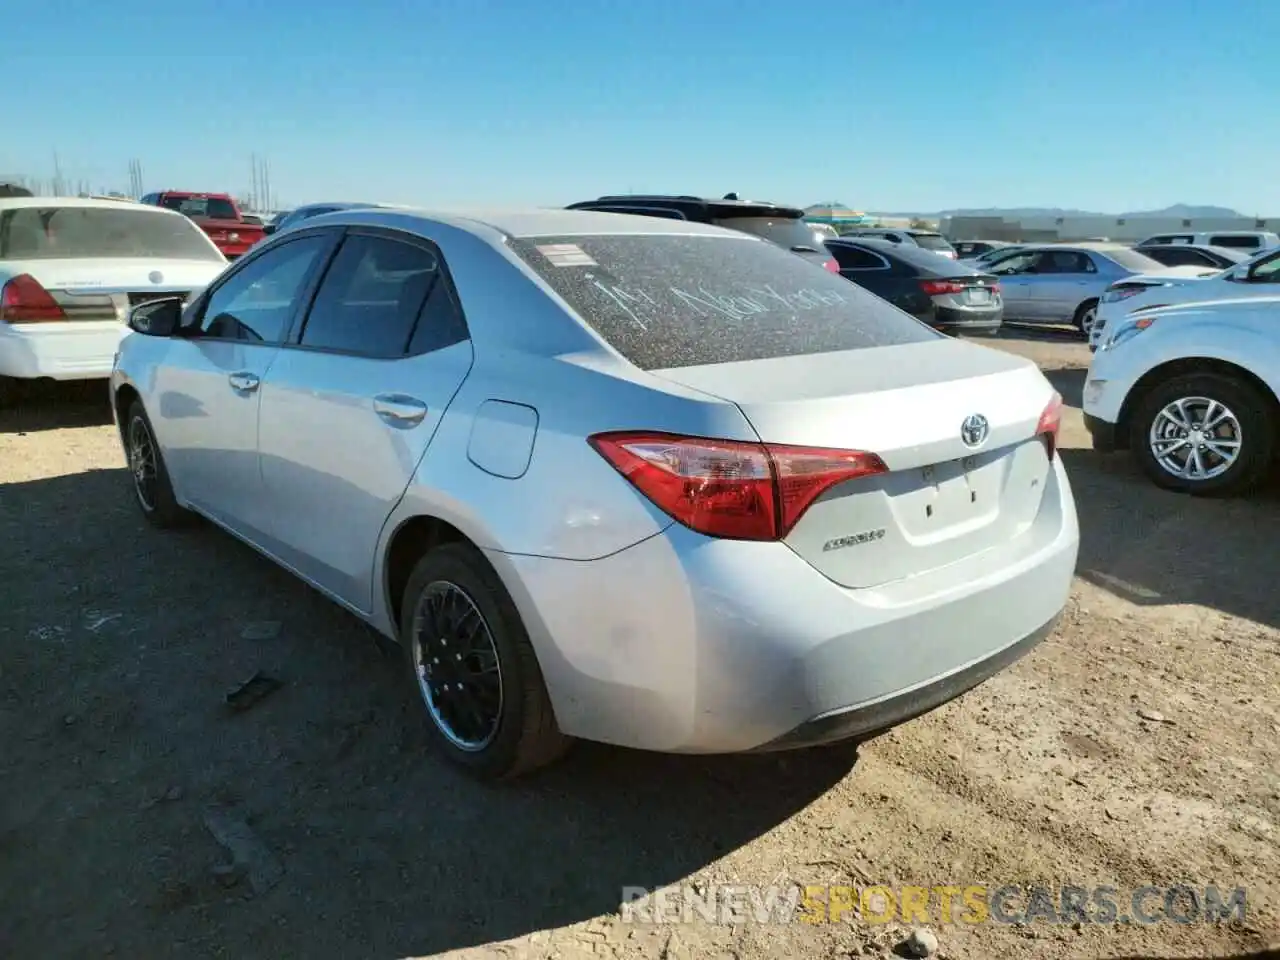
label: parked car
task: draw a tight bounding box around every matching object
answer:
[1133,243,1250,271]
[840,228,957,259]
[953,240,1015,260]
[983,242,1202,336]
[139,191,265,260]
[826,238,1002,334]
[566,194,838,270]
[1084,296,1280,495]
[0,196,227,401]
[1090,244,1280,350]
[109,207,1078,779]
[264,201,393,236]
[1138,230,1280,253]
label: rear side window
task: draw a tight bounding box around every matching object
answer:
[509,234,938,370]
[1141,246,1210,267]
[829,244,889,270]
[299,234,466,358]
[0,206,223,262]
[1209,235,1260,249]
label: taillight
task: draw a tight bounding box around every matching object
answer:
[588,431,887,541]
[920,279,966,295]
[990,282,1002,294]
[0,274,66,324]
[1037,392,1064,461]
[823,258,840,274]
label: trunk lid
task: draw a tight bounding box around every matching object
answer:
[651,338,1057,588]
[6,258,225,322]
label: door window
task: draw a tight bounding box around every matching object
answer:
[1210,235,1262,249]
[1248,250,1280,283]
[197,234,330,342]
[1035,251,1095,274]
[298,234,468,357]
[988,251,1040,275]
[830,244,889,270]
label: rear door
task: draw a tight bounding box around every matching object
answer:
[255,227,473,612]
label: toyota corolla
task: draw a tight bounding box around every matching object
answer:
[109,207,1079,780]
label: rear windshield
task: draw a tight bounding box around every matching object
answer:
[0,206,224,261]
[161,195,238,220]
[1099,248,1166,272]
[509,234,939,370]
[1209,235,1263,249]
[908,232,955,252]
[714,216,825,253]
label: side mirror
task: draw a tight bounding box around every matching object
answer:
[127,297,185,336]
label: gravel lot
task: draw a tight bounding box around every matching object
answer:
[2,330,1277,960]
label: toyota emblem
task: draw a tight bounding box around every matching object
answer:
[961,414,989,448]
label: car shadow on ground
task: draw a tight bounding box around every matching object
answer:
[1063,447,1280,631]
[0,468,855,960]
[0,380,114,434]
[1105,952,1280,960]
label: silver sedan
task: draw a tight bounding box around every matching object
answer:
[109,207,1078,780]
[984,242,1174,336]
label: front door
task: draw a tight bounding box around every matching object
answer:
[1032,249,1098,321]
[987,250,1043,320]
[153,231,336,539]
[256,229,474,611]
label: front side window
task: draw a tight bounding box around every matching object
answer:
[197,235,329,342]
[1038,251,1095,274]
[298,234,466,357]
[0,206,224,262]
[1248,250,1280,283]
[988,251,1040,275]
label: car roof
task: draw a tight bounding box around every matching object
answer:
[826,237,977,272]
[0,195,185,214]
[306,206,759,241]
[567,194,805,220]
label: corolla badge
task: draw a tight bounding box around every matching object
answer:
[960,413,989,448]
[148,270,164,284]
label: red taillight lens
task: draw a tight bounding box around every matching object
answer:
[0,273,66,324]
[1037,392,1064,461]
[588,431,887,541]
[823,258,840,274]
[990,282,1002,294]
[919,279,966,295]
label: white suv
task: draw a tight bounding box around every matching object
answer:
[1084,296,1280,495]
[1138,230,1280,252]
[1091,245,1280,350]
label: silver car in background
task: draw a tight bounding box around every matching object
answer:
[983,242,1186,336]
[110,208,1078,780]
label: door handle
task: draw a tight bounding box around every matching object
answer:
[228,371,260,392]
[373,394,428,425]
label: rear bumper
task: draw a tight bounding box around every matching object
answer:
[933,303,1003,333]
[0,321,128,381]
[497,458,1079,754]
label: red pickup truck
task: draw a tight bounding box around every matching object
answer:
[139,191,265,260]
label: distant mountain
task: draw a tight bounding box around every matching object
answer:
[870,204,1247,219]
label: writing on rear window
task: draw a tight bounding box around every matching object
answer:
[670,284,847,322]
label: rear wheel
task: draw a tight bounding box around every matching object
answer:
[1073,299,1099,336]
[399,542,569,780]
[124,399,193,527]
[1129,373,1275,496]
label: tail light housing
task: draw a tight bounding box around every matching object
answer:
[0,274,66,324]
[823,258,840,274]
[589,431,887,541]
[919,279,966,295]
[1037,392,1064,460]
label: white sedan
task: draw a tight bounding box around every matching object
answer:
[0,197,228,401]
[1090,245,1280,350]
[1083,296,1280,495]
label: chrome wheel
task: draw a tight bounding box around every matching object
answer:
[127,416,159,511]
[410,581,503,752]
[1148,396,1243,482]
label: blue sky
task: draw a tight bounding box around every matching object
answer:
[9,0,1278,213]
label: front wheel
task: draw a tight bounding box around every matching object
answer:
[399,543,569,780]
[124,400,193,527]
[1129,373,1275,496]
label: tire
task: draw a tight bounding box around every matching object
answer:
[1129,372,1275,496]
[399,542,569,780]
[1073,299,1099,337]
[124,399,193,527]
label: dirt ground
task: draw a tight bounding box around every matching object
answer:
[1,329,1277,960]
